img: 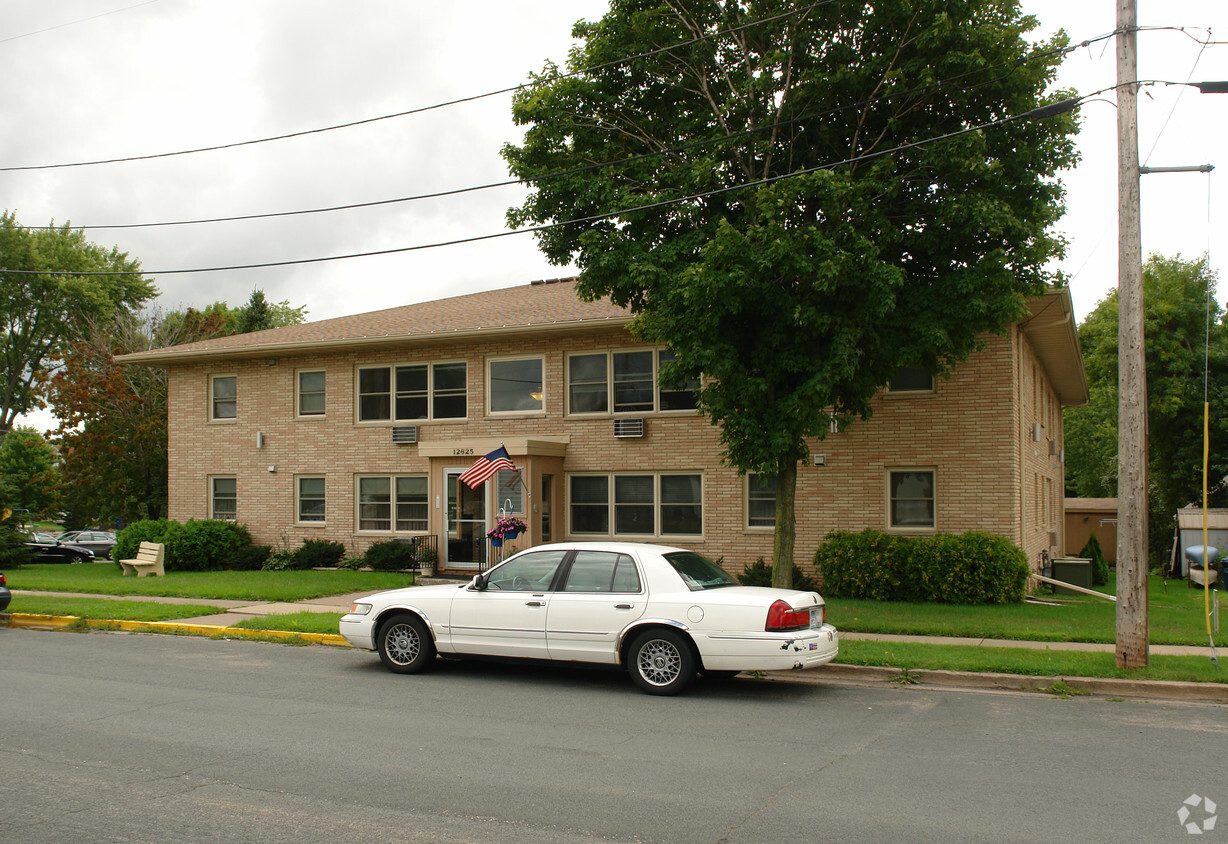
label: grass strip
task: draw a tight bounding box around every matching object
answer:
[835,639,1226,684]
[8,596,224,622]
[232,612,345,635]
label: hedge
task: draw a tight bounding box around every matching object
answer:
[815,529,1029,604]
[115,519,252,572]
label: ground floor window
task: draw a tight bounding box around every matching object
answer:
[358,474,428,532]
[889,469,935,530]
[297,476,326,523]
[211,476,236,521]
[569,473,702,538]
[746,473,777,528]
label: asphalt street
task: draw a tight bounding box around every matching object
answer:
[3,628,1225,843]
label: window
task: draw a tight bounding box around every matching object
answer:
[747,473,777,528]
[566,349,698,415]
[211,476,236,520]
[562,551,641,593]
[358,475,428,532]
[888,366,934,393]
[298,476,326,523]
[211,375,236,420]
[357,362,467,422]
[889,470,935,530]
[569,474,703,537]
[494,467,524,514]
[489,357,543,413]
[297,370,325,416]
[487,550,567,591]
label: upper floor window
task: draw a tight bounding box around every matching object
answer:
[567,349,698,415]
[888,469,935,530]
[357,362,467,422]
[297,370,325,417]
[211,375,236,420]
[489,357,544,414]
[888,366,934,393]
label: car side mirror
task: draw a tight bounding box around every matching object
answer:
[469,574,486,591]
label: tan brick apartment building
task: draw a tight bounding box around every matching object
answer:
[119,278,1087,576]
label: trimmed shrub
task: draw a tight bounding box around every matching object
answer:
[262,551,297,571]
[364,539,417,572]
[814,529,1028,604]
[230,544,272,571]
[113,519,176,562]
[165,519,251,571]
[293,539,346,570]
[1079,534,1110,586]
[736,557,819,592]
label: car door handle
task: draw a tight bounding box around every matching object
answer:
[526,600,545,607]
[615,603,634,610]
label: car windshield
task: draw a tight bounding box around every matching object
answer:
[663,552,738,591]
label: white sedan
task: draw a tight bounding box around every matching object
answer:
[340,542,839,695]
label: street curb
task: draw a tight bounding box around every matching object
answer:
[2,613,349,647]
[780,664,1228,704]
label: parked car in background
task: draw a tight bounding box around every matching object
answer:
[56,530,118,559]
[0,572,10,612]
[23,532,94,563]
[341,542,839,695]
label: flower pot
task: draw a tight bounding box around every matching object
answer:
[504,529,518,540]
[490,537,503,547]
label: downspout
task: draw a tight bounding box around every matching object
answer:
[1017,325,1028,561]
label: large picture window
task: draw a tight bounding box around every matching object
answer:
[569,474,703,537]
[489,357,544,413]
[567,349,698,415]
[889,469,936,530]
[358,475,428,532]
[357,362,466,422]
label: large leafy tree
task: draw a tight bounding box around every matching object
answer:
[504,0,1078,584]
[0,211,155,434]
[1065,254,1228,559]
[0,426,60,519]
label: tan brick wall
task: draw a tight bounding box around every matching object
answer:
[166,324,1069,574]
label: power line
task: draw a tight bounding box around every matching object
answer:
[0,0,839,173]
[0,0,160,46]
[1,92,1087,277]
[35,34,1106,232]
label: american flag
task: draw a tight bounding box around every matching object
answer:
[459,446,515,490]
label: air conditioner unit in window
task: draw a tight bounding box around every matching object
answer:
[613,418,645,438]
[391,426,419,444]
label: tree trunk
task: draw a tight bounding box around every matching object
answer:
[771,459,797,589]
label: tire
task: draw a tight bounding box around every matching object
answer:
[628,629,696,696]
[376,613,436,674]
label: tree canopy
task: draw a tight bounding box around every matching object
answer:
[504,0,1079,583]
[0,426,60,519]
[1,211,155,434]
[1065,254,1227,557]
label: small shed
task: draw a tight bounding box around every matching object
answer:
[1172,508,1228,577]
[1064,498,1118,564]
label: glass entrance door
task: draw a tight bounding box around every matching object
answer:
[445,469,488,570]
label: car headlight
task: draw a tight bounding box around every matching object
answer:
[348,602,372,615]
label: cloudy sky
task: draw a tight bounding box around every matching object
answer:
[4,2,1226,339]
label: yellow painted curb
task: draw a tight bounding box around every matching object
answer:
[3,613,350,647]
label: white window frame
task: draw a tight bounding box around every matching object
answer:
[296,369,326,418]
[210,475,237,521]
[565,348,699,416]
[745,473,777,530]
[355,361,467,423]
[887,468,937,532]
[567,473,703,539]
[296,475,326,524]
[487,355,545,415]
[355,474,429,534]
[210,374,237,421]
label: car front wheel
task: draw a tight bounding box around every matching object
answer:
[376,613,436,674]
[628,629,696,695]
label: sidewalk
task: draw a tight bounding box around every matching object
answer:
[7,588,1225,703]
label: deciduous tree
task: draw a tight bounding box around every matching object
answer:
[504,0,1078,584]
[0,426,60,518]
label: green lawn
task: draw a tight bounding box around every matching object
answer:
[11,595,225,622]
[5,564,416,602]
[826,574,1224,648]
[233,612,344,634]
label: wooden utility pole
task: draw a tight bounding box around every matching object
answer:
[1115,0,1149,668]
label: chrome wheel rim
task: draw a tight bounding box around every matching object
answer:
[386,623,421,665]
[637,639,682,686]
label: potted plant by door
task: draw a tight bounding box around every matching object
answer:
[487,516,527,547]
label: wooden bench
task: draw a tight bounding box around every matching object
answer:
[119,541,165,577]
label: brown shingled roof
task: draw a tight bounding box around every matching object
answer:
[118,278,631,364]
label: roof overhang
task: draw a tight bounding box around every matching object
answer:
[1021,286,1089,407]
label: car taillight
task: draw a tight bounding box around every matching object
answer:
[766,599,810,632]
[0,573,6,586]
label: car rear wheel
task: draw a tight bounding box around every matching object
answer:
[628,629,696,695]
[376,613,436,674]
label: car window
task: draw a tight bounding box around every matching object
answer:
[485,551,567,592]
[562,552,641,593]
[662,552,738,591]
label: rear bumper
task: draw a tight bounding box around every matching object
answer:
[694,624,839,672]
